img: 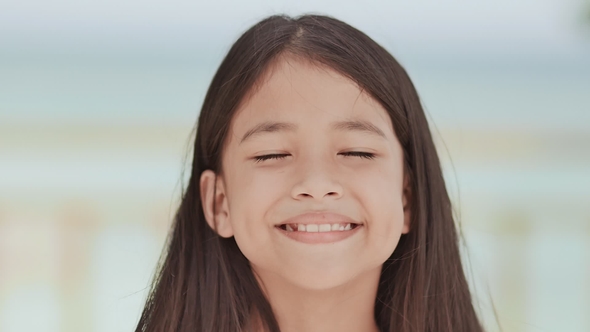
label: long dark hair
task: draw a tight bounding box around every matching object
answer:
[135,14,484,332]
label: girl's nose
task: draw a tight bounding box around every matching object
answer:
[290,158,344,201]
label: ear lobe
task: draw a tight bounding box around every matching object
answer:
[199,169,234,238]
[401,175,411,234]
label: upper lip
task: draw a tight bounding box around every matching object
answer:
[277,212,361,226]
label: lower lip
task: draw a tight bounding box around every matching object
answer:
[275,225,362,244]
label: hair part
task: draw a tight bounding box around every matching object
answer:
[135,13,484,332]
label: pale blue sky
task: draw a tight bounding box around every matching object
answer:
[1,0,589,129]
[1,0,589,58]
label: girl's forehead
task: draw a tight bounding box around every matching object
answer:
[230,57,393,141]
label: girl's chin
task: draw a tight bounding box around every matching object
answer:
[265,265,380,292]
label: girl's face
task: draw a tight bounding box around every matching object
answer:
[201,56,411,290]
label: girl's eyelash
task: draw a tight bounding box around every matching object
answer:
[253,151,376,163]
[253,154,288,162]
[339,151,376,160]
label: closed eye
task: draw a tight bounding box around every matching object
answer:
[253,154,289,163]
[342,151,376,160]
[253,151,376,163]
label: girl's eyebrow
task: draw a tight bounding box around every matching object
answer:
[239,119,387,145]
[240,121,297,145]
[332,120,387,139]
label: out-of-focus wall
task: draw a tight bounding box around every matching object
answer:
[1,1,589,331]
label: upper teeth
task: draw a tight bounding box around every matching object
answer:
[282,223,355,232]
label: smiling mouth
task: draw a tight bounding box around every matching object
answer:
[276,223,361,232]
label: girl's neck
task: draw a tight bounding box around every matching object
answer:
[250,266,382,332]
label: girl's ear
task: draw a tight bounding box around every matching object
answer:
[199,169,234,238]
[401,174,411,234]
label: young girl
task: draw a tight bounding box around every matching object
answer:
[135,14,484,332]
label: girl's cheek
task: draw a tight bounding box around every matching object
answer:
[243,173,282,198]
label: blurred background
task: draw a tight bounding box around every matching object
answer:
[1,0,589,331]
